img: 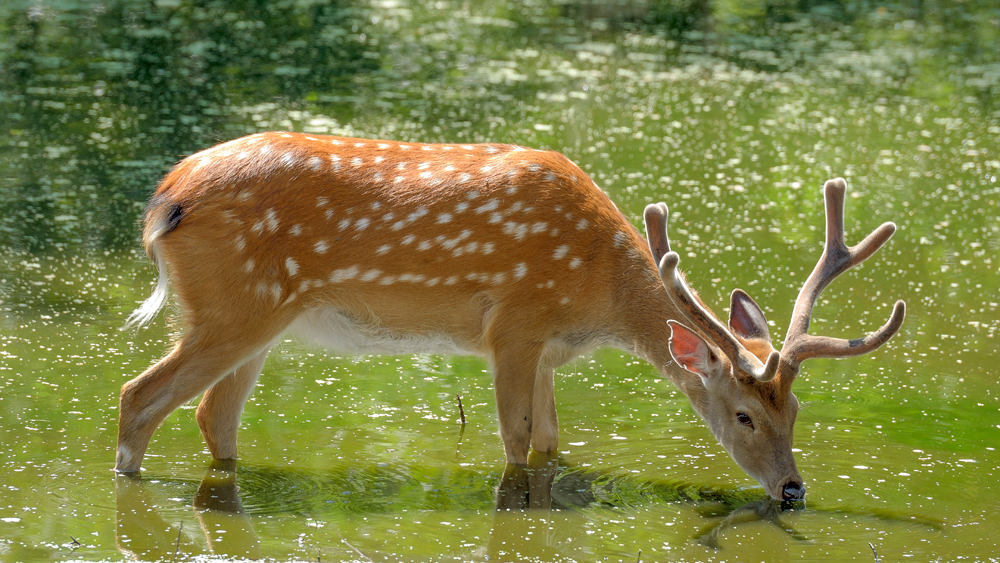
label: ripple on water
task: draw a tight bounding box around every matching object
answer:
[234,463,421,516]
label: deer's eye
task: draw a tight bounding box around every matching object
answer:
[736,412,754,429]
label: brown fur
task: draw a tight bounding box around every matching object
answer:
[117,133,901,502]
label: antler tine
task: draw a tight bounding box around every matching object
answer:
[658,252,780,382]
[643,202,671,265]
[780,178,906,376]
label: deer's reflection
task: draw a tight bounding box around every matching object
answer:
[115,455,805,562]
[694,498,807,550]
[115,460,261,561]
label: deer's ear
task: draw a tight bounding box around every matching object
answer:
[729,289,771,343]
[668,321,722,382]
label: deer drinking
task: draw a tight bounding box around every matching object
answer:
[118,132,905,500]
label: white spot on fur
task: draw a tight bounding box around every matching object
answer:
[330,154,342,171]
[265,209,279,233]
[418,162,430,170]
[531,222,548,234]
[455,202,470,213]
[613,231,628,247]
[401,234,416,245]
[492,272,507,285]
[475,199,499,214]
[330,266,359,283]
[360,269,382,282]
[462,145,474,150]
[354,217,370,231]
[376,244,392,255]
[377,143,390,149]
[282,153,297,167]
[560,296,571,305]
[285,257,299,276]
[553,245,570,260]
[309,156,323,170]
[251,220,264,235]
[417,240,432,251]
[503,222,529,241]
[514,263,528,279]
[338,218,352,231]
[426,277,441,287]
[444,276,458,285]
[569,258,582,269]
[576,219,590,231]
[486,146,499,154]
[481,242,495,254]
[234,235,246,252]
[351,157,362,167]
[354,142,366,148]
[244,259,255,273]
[317,196,329,207]
[290,224,302,236]
[437,213,453,223]
[314,240,329,254]
[379,275,396,285]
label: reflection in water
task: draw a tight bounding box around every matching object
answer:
[112,456,943,560]
[192,460,262,560]
[115,460,260,561]
[694,498,808,550]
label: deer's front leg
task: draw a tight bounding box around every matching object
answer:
[530,367,558,453]
[491,342,545,465]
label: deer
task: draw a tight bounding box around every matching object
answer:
[116,131,906,501]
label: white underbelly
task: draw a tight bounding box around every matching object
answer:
[286,307,477,356]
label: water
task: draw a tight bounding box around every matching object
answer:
[1,1,998,561]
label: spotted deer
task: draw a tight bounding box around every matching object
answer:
[117,132,905,500]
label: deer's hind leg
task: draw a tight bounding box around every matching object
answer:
[196,348,270,461]
[116,317,287,473]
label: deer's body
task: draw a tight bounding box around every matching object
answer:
[118,132,904,501]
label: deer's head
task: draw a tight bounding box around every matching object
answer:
[644,179,906,501]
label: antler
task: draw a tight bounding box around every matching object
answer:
[777,178,906,379]
[645,204,780,382]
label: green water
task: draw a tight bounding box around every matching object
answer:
[1,0,998,561]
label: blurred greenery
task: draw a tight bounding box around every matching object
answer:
[1,0,997,250]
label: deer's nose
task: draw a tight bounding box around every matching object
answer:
[781,481,805,501]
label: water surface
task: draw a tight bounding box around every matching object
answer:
[1,1,998,561]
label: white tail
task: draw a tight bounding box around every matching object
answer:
[117,132,905,501]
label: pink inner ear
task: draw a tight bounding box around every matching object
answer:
[668,321,709,375]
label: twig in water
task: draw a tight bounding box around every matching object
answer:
[869,541,881,563]
[456,393,466,425]
[172,520,183,562]
[342,538,373,562]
